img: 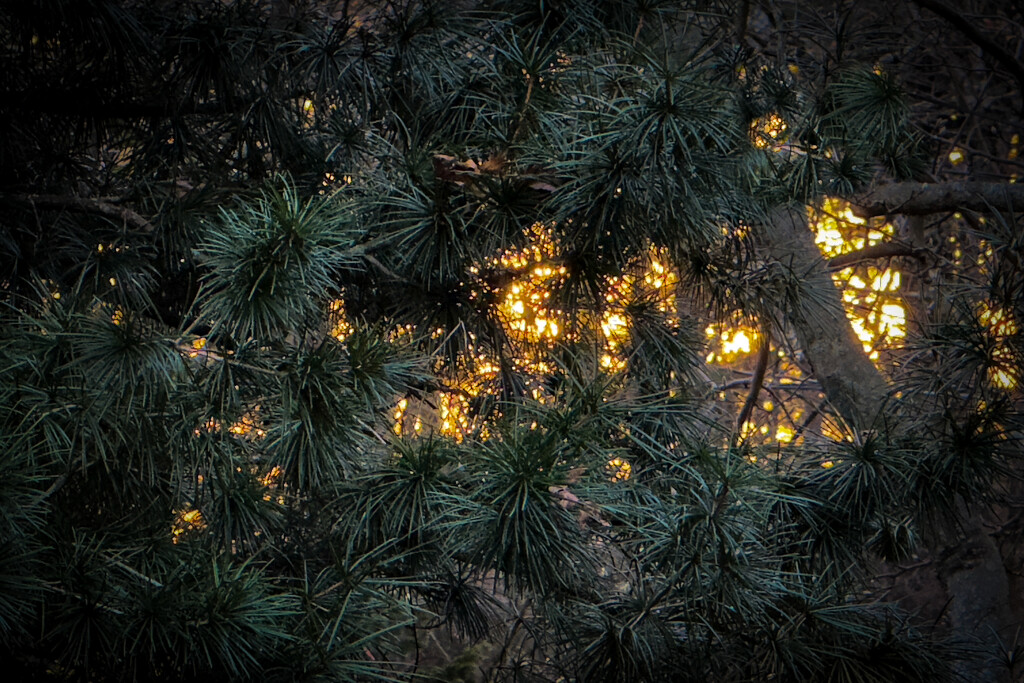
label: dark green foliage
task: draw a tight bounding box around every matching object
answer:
[459,421,599,597]
[1,1,1019,682]
[334,437,459,555]
[270,339,361,489]
[197,182,358,341]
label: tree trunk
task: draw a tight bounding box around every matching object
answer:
[764,205,889,432]
[939,519,1014,682]
[765,203,1015,683]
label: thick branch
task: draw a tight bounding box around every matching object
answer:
[8,194,154,233]
[850,182,1024,217]
[766,207,1015,682]
[1,85,312,120]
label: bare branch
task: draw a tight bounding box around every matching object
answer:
[911,0,1024,112]
[735,0,751,45]
[849,182,1024,217]
[827,243,926,270]
[10,194,154,233]
[736,331,770,434]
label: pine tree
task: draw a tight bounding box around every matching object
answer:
[1,1,1022,681]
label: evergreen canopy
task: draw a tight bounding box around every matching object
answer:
[1,1,1022,681]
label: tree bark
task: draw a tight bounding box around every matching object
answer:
[849,181,1024,217]
[763,205,889,431]
[766,203,1014,683]
[939,521,1014,683]
[826,242,925,270]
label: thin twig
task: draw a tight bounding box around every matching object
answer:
[912,0,1024,114]
[735,0,750,45]
[827,242,926,270]
[736,330,770,433]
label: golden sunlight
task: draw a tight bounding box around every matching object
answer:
[978,302,1020,390]
[810,199,906,359]
[329,298,353,341]
[750,113,787,150]
[171,507,204,543]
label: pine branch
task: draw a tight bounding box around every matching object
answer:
[2,85,315,120]
[735,0,751,45]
